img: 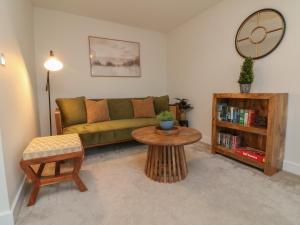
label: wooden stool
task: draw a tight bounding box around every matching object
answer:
[20,134,87,206]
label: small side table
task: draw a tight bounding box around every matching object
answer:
[20,134,87,206]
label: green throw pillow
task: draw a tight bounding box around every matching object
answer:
[107,98,134,120]
[56,96,87,127]
[153,95,169,114]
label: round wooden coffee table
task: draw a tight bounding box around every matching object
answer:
[132,126,202,183]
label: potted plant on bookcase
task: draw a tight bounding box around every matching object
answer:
[238,57,254,93]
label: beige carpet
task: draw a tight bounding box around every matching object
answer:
[16,142,300,225]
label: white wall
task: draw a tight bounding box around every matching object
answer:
[0,0,40,223]
[34,8,168,136]
[0,130,13,225]
[167,0,300,173]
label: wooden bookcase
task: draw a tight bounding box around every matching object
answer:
[211,93,288,176]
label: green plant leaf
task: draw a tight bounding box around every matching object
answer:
[156,111,174,121]
[238,57,254,84]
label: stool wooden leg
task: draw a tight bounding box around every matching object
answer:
[55,161,61,176]
[72,157,87,192]
[20,161,41,206]
[37,163,45,177]
[28,182,41,206]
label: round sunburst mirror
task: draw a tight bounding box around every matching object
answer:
[235,9,286,59]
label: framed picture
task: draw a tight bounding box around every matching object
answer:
[88,36,141,77]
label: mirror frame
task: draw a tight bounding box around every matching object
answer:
[235,8,286,60]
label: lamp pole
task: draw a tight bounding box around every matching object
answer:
[44,50,63,136]
[46,70,52,135]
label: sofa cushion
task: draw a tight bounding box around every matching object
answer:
[63,118,159,147]
[63,118,159,134]
[56,97,87,127]
[85,99,110,123]
[132,97,156,118]
[107,98,134,120]
[153,95,169,114]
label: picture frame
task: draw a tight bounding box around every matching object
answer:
[88,36,141,77]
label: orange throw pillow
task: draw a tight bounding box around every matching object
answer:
[85,99,110,123]
[132,97,156,118]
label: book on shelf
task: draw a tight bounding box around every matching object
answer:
[234,147,265,163]
[239,109,245,125]
[217,103,228,121]
[217,103,257,126]
[248,110,256,126]
[217,132,241,150]
[217,131,266,163]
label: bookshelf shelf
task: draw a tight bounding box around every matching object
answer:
[216,121,267,135]
[212,93,288,176]
[215,145,265,169]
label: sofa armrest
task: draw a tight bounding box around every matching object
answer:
[55,109,63,135]
[169,104,180,121]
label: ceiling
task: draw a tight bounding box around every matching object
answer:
[31,0,222,32]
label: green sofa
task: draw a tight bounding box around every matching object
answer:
[55,96,179,148]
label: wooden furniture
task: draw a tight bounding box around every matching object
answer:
[132,126,202,183]
[20,134,87,206]
[212,93,288,176]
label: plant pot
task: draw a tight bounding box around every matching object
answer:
[240,83,251,93]
[160,120,174,130]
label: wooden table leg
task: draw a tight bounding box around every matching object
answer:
[72,157,88,192]
[145,145,188,183]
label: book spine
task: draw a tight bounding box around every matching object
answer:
[230,107,234,122]
[217,103,228,121]
[244,110,249,126]
[239,109,245,125]
[247,110,251,126]
[231,136,236,149]
[217,132,241,150]
[226,106,230,122]
[221,104,227,121]
[217,104,222,120]
[249,110,256,126]
[235,149,265,163]
[217,132,221,145]
[233,108,239,123]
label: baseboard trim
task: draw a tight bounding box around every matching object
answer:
[0,210,14,225]
[1,176,27,225]
[12,176,26,221]
[283,160,300,176]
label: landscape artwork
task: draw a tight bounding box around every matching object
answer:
[89,36,141,77]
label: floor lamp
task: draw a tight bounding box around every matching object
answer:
[44,50,63,135]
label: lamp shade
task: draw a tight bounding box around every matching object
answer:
[44,51,63,71]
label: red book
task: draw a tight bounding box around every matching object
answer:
[235,147,265,163]
[248,110,256,126]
